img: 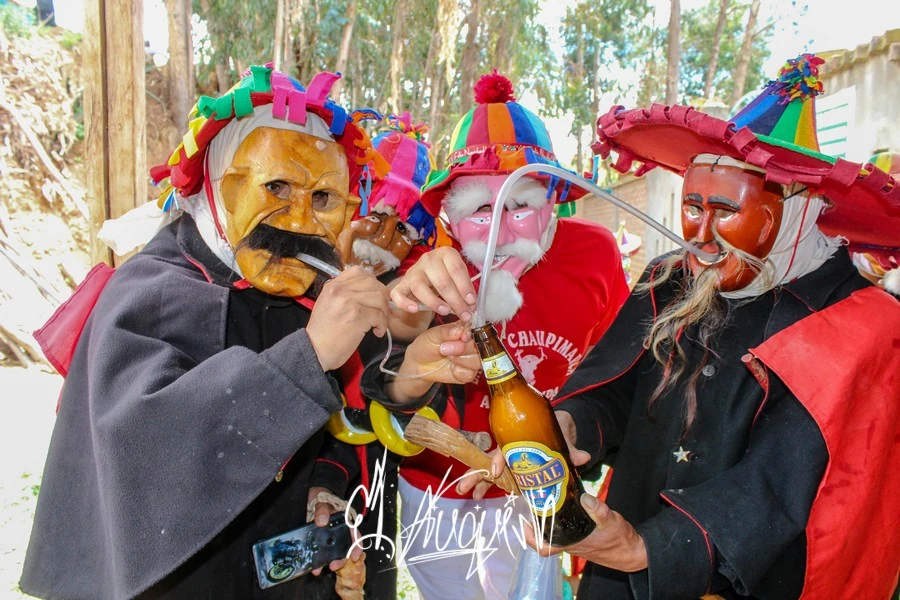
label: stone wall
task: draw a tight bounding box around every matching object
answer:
[817,29,900,161]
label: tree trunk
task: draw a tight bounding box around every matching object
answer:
[730,0,760,107]
[665,0,680,104]
[458,0,482,116]
[591,47,601,144]
[274,0,285,71]
[388,0,409,114]
[165,0,192,129]
[331,0,357,101]
[703,0,729,99]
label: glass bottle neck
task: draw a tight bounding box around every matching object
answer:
[473,323,527,392]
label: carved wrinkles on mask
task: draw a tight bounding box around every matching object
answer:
[336,210,417,276]
[220,127,358,297]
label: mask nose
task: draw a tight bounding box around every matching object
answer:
[495,217,515,247]
[372,216,399,247]
[695,210,716,244]
[279,195,328,236]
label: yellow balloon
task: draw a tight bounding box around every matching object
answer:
[369,402,440,456]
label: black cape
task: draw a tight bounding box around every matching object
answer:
[21,216,347,599]
[555,249,870,599]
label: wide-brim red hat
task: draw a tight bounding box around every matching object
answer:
[593,55,899,251]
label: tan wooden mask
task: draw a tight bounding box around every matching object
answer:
[220,127,360,297]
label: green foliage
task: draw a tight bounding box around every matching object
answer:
[554,0,654,128]
[58,29,82,50]
[0,4,36,38]
[680,0,770,102]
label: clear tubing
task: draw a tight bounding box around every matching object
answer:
[474,164,720,327]
[296,252,342,278]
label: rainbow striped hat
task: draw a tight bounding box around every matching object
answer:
[149,65,388,211]
[419,71,584,216]
[594,54,899,257]
[730,54,825,158]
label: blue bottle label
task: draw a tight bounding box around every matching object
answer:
[503,441,569,517]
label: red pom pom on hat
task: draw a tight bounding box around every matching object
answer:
[473,70,516,104]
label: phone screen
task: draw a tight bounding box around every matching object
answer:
[251,514,352,589]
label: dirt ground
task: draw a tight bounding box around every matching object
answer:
[0,366,60,599]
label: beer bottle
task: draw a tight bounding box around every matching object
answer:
[472,323,595,547]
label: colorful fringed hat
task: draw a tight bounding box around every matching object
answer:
[149,65,388,211]
[419,71,585,216]
[368,113,434,218]
[593,54,899,254]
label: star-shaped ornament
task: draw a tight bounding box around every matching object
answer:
[673,446,691,463]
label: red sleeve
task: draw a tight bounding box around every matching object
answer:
[397,243,429,276]
[587,228,631,346]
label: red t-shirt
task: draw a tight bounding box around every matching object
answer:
[401,218,630,498]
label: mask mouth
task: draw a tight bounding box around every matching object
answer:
[351,238,402,273]
[691,242,727,266]
[236,223,342,297]
[695,252,727,266]
[462,238,545,269]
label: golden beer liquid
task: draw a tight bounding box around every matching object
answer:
[473,323,595,546]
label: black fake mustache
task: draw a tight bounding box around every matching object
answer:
[236,223,343,297]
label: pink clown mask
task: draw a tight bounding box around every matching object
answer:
[445,175,555,282]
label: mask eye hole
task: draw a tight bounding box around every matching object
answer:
[265,180,290,200]
[466,214,491,226]
[684,204,703,218]
[512,209,534,221]
[312,190,340,212]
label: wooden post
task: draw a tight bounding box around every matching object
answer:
[83,0,146,266]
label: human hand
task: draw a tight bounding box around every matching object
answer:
[389,247,477,321]
[455,448,507,500]
[307,266,390,371]
[307,486,363,576]
[555,410,591,467]
[523,493,648,573]
[388,322,480,404]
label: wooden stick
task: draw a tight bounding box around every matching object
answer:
[404,414,519,494]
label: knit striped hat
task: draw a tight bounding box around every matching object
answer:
[419,71,584,216]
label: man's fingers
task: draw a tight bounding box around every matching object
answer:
[328,558,347,572]
[408,279,451,315]
[580,493,611,526]
[443,254,478,312]
[472,479,494,501]
[390,284,421,313]
[455,468,490,495]
[570,449,591,467]
[314,502,332,527]
[349,543,364,562]
[427,270,471,320]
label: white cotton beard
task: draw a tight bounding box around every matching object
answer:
[721,188,843,300]
[480,269,523,323]
[351,238,402,272]
[181,105,333,275]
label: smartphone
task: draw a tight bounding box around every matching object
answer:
[251,513,353,589]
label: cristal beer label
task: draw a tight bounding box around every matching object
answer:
[481,352,516,384]
[503,441,569,517]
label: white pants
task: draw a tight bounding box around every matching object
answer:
[398,475,530,600]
